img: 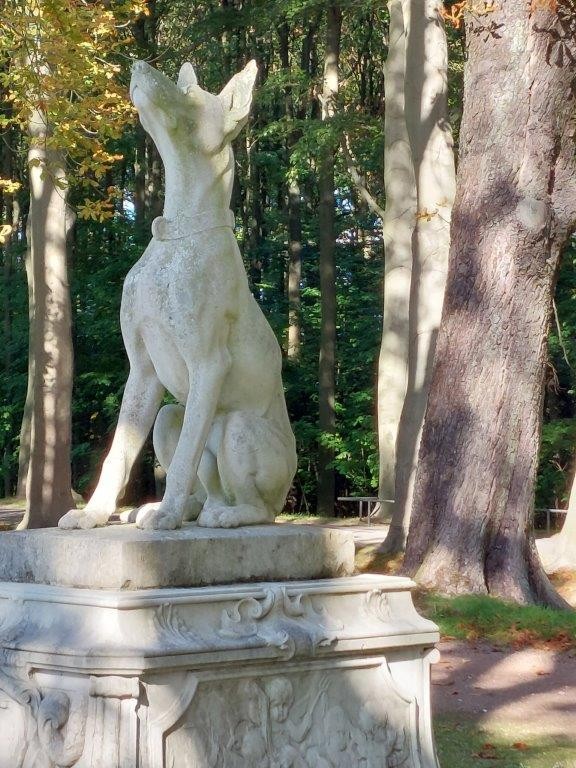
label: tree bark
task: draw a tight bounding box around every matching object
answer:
[403,1,576,606]
[381,0,455,549]
[287,179,303,359]
[16,212,35,500]
[317,1,341,517]
[1,116,17,497]
[279,20,303,360]
[18,106,75,528]
[376,0,416,520]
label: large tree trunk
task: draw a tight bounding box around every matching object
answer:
[376,0,416,519]
[18,109,75,528]
[403,1,576,606]
[381,0,455,549]
[317,1,342,517]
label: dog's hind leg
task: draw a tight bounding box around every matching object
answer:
[197,411,294,528]
[59,357,165,529]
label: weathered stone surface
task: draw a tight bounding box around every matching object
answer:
[59,58,298,533]
[0,524,355,589]
[0,572,440,767]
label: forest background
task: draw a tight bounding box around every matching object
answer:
[0,0,574,519]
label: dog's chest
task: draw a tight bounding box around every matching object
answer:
[121,239,203,324]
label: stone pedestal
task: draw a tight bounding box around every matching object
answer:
[0,524,440,767]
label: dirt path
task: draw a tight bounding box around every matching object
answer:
[432,639,576,740]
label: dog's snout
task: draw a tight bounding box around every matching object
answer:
[131,60,150,75]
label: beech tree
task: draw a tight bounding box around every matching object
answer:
[377,0,455,552]
[317,0,342,517]
[403,0,576,606]
[376,0,416,521]
[1,0,145,526]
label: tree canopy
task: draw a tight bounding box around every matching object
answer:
[0,0,575,604]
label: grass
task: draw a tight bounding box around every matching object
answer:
[416,592,576,650]
[435,716,576,768]
[0,496,25,509]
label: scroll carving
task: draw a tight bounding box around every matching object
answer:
[219,587,344,658]
[0,667,86,768]
[153,603,201,649]
[364,589,393,623]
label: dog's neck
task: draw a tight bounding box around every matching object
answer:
[161,145,235,221]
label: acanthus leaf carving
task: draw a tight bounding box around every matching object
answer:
[219,587,344,658]
[153,602,201,649]
[364,588,393,623]
[0,666,86,768]
[0,598,28,645]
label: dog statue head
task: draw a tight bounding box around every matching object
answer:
[130,59,258,158]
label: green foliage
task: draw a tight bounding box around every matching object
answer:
[418,593,576,648]
[540,238,576,509]
[536,420,576,508]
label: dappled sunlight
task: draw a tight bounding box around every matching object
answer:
[475,647,556,689]
[433,639,576,742]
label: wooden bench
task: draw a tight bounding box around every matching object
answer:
[336,496,392,525]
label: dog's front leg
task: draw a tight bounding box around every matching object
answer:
[136,350,230,530]
[59,361,165,529]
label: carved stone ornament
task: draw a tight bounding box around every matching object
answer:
[166,667,414,768]
[58,57,297,533]
[0,667,86,768]
[218,586,345,657]
[364,588,393,623]
[152,586,344,658]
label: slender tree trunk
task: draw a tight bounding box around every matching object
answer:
[376,0,416,519]
[279,20,303,359]
[317,1,342,516]
[2,233,12,497]
[147,137,163,221]
[1,122,16,497]
[403,1,576,606]
[16,217,35,500]
[18,107,75,528]
[381,0,455,549]
[287,179,303,359]
[133,125,147,242]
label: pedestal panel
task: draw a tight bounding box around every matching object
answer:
[0,574,439,767]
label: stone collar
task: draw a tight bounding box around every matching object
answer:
[151,208,235,241]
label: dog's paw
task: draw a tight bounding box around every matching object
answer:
[135,502,182,530]
[215,508,241,528]
[197,503,270,528]
[197,504,224,528]
[119,508,138,524]
[58,509,110,530]
[58,509,85,529]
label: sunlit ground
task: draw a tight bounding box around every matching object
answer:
[435,716,576,768]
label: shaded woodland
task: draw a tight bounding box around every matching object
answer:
[1,1,576,603]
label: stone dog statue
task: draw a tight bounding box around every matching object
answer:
[59,60,296,530]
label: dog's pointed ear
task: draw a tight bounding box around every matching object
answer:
[219,60,257,142]
[177,62,198,92]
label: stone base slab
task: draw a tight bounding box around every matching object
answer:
[0,572,439,767]
[0,522,355,589]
